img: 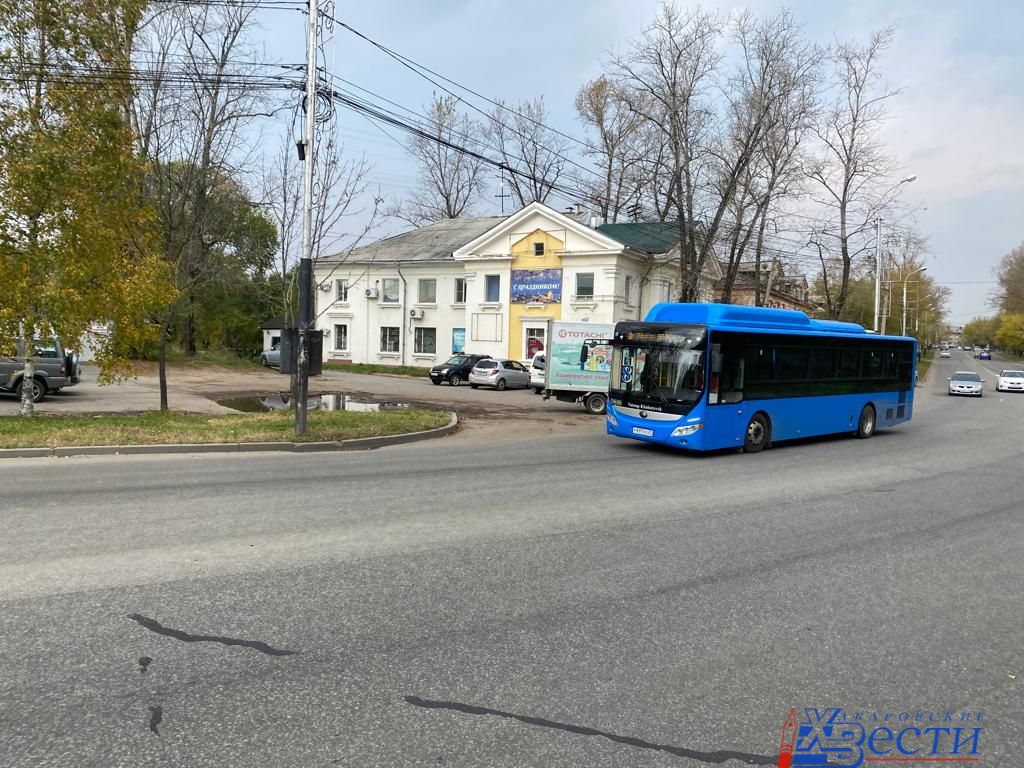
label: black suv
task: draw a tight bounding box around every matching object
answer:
[429,353,490,386]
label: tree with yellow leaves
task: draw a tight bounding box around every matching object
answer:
[0,0,173,415]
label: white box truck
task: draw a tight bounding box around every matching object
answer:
[542,320,616,414]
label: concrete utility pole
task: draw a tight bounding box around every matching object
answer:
[872,217,882,333]
[296,0,318,436]
[902,267,927,337]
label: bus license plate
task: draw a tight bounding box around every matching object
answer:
[632,427,654,437]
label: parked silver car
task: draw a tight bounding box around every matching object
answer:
[260,341,281,368]
[468,358,530,391]
[947,370,983,397]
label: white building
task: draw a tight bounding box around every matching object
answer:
[313,202,718,367]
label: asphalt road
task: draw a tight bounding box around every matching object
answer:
[1,347,1021,767]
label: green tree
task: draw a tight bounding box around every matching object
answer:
[994,313,1024,355]
[0,0,173,415]
[960,316,999,347]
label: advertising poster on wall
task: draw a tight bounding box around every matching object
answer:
[452,328,465,354]
[511,269,562,304]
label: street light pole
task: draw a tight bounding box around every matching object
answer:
[902,266,927,337]
[873,174,917,333]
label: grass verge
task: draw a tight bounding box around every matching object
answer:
[0,409,451,449]
[916,349,934,382]
[324,362,428,378]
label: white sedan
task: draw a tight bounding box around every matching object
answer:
[996,369,1024,393]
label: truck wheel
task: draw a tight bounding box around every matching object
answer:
[18,377,47,403]
[743,413,769,453]
[584,393,607,415]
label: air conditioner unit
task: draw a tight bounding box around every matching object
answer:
[365,287,379,299]
[409,308,425,320]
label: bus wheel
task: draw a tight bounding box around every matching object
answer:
[584,393,607,415]
[856,404,876,439]
[743,414,769,453]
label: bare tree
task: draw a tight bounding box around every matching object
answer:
[132,1,277,409]
[388,95,487,226]
[262,119,378,397]
[485,96,571,208]
[806,28,899,319]
[574,76,644,223]
[719,10,822,304]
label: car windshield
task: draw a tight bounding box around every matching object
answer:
[475,360,497,369]
[444,356,469,365]
[1002,371,1024,377]
[953,372,981,381]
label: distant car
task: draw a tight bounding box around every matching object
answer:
[260,341,281,368]
[947,370,984,397]
[528,352,545,393]
[978,351,992,360]
[996,369,1024,392]
[428,353,490,386]
[468,358,530,390]
[939,349,951,358]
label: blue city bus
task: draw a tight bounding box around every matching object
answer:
[606,303,916,452]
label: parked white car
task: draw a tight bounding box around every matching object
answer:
[528,352,545,394]
[996,369,1024,393]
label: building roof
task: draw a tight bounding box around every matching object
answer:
[327,216,508,264]
[596,221,680,254]
[261,315,291,330]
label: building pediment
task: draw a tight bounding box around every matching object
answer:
[453,201,623,260]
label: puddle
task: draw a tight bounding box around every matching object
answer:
[218,394,409,413]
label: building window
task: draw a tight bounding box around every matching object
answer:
[418,278,436,304]
[333,324,349,352]
[625,275,634,305]
[381,278,400,304]
[454,277,467,304]
[534,242,545,256]
[485,274,500,303]
[335,279,349,302]
[575,272,594,299]
[380,326,400,352]
[414,327,436,354]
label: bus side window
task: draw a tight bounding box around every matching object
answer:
[715,344,745,404]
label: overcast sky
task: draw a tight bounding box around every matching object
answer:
[258,0,1024,325]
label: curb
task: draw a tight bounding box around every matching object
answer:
[0,412,459,459]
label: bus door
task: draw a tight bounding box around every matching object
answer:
[704,338,747,449]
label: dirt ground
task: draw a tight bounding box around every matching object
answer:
[0,363,604,444]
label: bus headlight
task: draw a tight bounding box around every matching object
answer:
[606,412,618,428]
[671,423,702,437]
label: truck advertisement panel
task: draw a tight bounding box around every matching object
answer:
[546,321,616,392]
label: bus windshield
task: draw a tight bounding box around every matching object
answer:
[611,327,707,408]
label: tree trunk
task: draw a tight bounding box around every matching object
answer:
[19,358,35,417]
[159,308,171,411]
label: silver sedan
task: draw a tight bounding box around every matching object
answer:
[947,371,984,397]
[468,358,530,391]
